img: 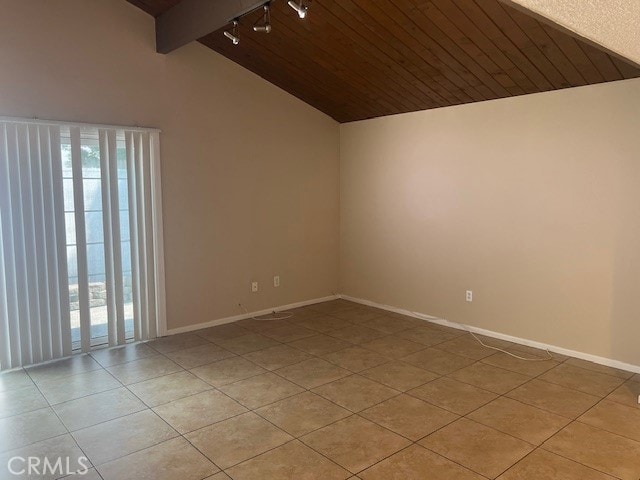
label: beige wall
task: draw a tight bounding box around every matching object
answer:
[2,0,639,367]
[340,78,640,366]
[0,0,340,330]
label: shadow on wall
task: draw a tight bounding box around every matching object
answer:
[610,153,640,366]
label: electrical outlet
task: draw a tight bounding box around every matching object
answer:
[466,290,473,302]
[273,276,280,287]
[251,282,258,293]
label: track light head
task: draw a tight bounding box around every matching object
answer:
[224,31,240,44]
[224,20,240,45]
[287,0,308,18]
[253,4,272,33]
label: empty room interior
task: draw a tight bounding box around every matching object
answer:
[1,0,640,478]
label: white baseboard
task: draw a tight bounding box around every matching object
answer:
[340,294,640,375]
[165,295,339,336]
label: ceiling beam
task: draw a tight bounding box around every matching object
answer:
[156,0,268,54]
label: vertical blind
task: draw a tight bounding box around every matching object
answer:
[0,118,165,370]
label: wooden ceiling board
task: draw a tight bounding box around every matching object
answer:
[128,0,640,122]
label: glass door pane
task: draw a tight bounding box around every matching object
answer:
[61,128,135,348]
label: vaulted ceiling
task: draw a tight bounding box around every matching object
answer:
[129,0,640,123]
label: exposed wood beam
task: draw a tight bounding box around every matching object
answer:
[156,0,268,54]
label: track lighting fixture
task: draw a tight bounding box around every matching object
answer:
[287,0,308,19]
[253,4,272,33]
[223,0,308,43]
[224,20,240,45]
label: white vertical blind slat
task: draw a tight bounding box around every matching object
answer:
[32,126,52,361]
[150,132,167,337]
[133,133,148,340]
[21,125,44,364]
[99,130,117,346]
[141,132,157,338]
[0,208,8,367]
[10,126,33,365]
[108,130,126,345]
[70,127,91,353]
[50,127,72,357]
[0,124,16,368]
[40,125,66,359]
[125,132,142,341]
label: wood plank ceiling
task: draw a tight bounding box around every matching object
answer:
[129,0,640,123]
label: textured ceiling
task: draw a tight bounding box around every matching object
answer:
[129,0,640,123]
[504,0,640,67]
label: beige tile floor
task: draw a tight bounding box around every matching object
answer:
[1,299,640,479]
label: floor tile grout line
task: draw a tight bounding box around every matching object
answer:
[402,373,542,477]
[347,305,627,378]
[21,364,99,476]
[188,328,463,476]
[442,352,635,477]
[444,354,581,444]
[217,382,306,412]
[414,406,543,479]
[184,382,354,475]
[537,427,626,480]
[435,356,616,409]
[48,383,129,412]
[177,431,225,475]
[25,371,104,386]
[359,441,493,479]
[572,400,640,445]
[0,380,52,420]
[529,370,626,398]
[127,382,216,411]
[254,330,585,477]
[62,403,150,434]
[58,309,591,454]
[502,384,599,421]
[25,366,105,386]
[493,447,559,480]
[235,361,474,476]
[451,361,581,477]
[0,336,593,438]
[249,395,351,438]
[294,414,411,477]
[167,401,250,436]
[263,368,494,480]
[94,429,222,477]
[221,437,342,475]
[561,358,636,381]
[4,300,638,478]
[39,365,207,428]
[84,408,183,469]
[161,313,637,480]
[107,358,186,384]
[88,343,161,368]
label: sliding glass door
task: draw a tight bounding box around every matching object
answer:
[0,118,165,370]
[61,129,136,348]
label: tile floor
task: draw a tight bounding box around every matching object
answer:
[1,299,639,479]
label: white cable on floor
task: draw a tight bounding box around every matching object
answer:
[468,331,554,361]
[239,303,294,321]
[407,309,554,362]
